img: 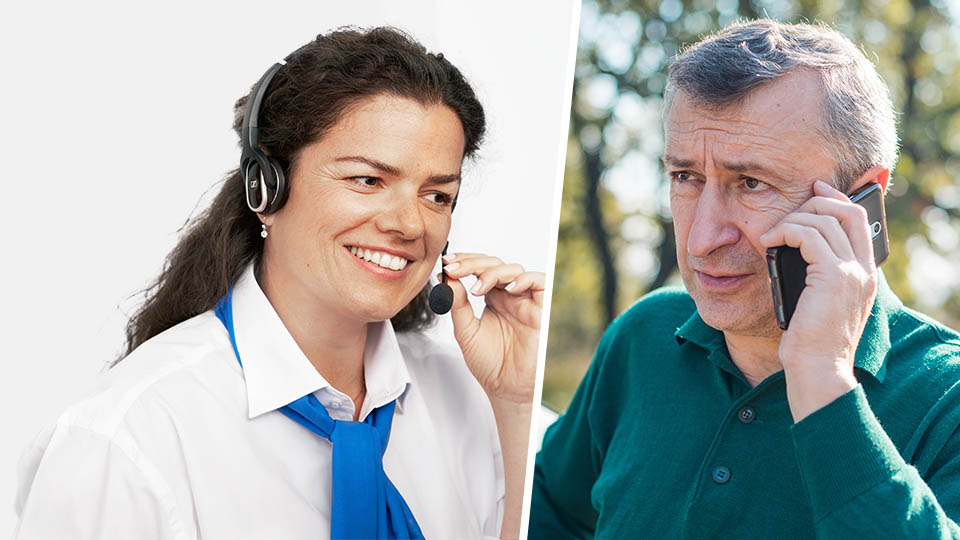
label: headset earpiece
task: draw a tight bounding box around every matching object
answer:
[240,62,287,215]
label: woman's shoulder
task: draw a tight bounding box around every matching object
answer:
[16,310,243,530]
[54,310,239,440]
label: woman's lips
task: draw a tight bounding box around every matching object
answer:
[695,270,751,292]
[345,246,413,279]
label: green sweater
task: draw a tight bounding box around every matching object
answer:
[530,277,960,539]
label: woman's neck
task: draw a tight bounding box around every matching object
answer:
[255,259,368,412]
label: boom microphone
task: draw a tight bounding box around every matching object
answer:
[429,242,454,315]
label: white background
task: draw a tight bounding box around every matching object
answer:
[2,1,578,534]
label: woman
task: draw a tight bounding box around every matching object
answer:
[14,28,541,539]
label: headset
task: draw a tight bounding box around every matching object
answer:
[241,62,287,214]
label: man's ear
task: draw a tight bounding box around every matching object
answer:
[848,165,890,195]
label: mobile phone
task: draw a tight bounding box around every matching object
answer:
[766,182,889,330]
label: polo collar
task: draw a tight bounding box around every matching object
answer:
[229,264,411,419]
[673,271,899,383]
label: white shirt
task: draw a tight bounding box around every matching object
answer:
[14,265,504,539]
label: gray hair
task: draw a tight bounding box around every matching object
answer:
[664,19,898,192]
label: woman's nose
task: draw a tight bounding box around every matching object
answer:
[374,193,425,240]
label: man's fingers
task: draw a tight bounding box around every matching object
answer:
[767,212,855,261]
[761,222,837,267]
[798,181,875,267]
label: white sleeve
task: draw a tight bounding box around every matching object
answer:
[481,435,506,540]
[14,422,188,540]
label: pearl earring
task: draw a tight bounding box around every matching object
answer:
[260,224,268,239]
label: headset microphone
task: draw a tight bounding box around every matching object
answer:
[428,242,454,315]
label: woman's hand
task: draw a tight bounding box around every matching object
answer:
[441,252,543,539]
[441,253,544,404]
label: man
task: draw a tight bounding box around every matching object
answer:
[530,19,960,539]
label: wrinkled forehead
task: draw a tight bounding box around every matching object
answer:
[663,70,834,171]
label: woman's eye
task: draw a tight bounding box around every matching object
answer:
[349,176,380,188]
[426,192,453,205]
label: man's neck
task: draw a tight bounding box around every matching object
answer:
[723,331,784,387]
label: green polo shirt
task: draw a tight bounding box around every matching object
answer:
[530,276,960,539]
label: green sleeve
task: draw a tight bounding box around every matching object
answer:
[791,385,960,538]
[528,329,618,539]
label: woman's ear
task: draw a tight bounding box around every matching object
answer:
[848,165,890,194]
[257,212,275,227]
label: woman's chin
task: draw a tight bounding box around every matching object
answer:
[347,298,417,325]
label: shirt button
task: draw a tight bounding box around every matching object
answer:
[329,402,341,409]
[712,466,731,484]
[738,406,756,424]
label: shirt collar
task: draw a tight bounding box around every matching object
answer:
[230,264,411,419]
[673,270,899,383]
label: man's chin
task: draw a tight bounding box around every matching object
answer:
[688,288,781,337]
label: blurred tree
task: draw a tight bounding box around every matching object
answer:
[544,0,960,411]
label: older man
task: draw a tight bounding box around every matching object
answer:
[530,19,960,539]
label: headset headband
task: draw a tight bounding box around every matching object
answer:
[240,62,285,214]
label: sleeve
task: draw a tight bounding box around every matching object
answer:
[527,329,617,540]
[14,422,187,540]
[791,384,960,539]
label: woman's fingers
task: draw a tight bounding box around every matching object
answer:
[444,255,545,297]
[440,271,482,342]
[444,255,517,294]
[503,271,545,295]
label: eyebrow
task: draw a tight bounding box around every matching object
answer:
[662,155,695,169]
[334,155,461,184]
[662,154,786,183]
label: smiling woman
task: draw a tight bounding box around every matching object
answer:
[258,96,465,330]
[14,27,543,540]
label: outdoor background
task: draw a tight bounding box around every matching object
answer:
[544,0,960,411]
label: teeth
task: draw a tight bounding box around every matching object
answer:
[348,246,409,271]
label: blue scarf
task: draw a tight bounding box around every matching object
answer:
[214,286,424,539]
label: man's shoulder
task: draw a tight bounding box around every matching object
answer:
[608,285,696,338]
[589,285,697,371]
[887,304,960,377]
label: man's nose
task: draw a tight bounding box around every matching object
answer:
[374,192,425,240]
[686,184,741,258]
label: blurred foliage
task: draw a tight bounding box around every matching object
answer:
[544,0,960,411]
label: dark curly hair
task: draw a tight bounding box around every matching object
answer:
[117,26,486,362]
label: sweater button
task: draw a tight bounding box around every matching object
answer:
[738,406,756,424]
[712,466,730,484]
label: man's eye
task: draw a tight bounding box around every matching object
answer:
[671,171,693,182]
[743,176,768,191]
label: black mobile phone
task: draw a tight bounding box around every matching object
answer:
[766,182,889,330]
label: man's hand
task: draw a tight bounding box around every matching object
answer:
[760,180,878,422]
